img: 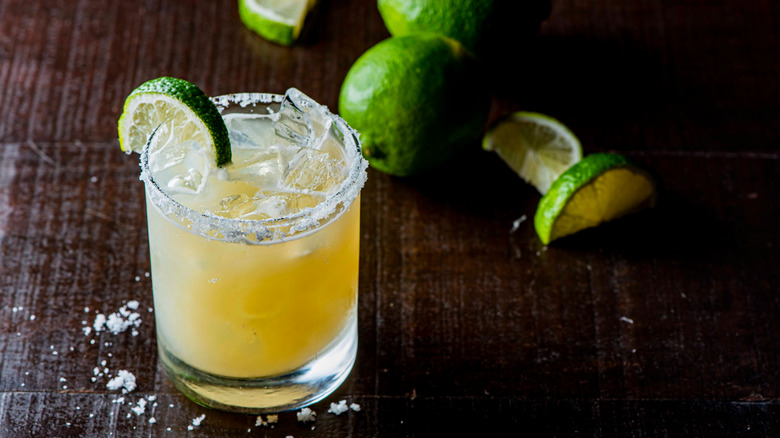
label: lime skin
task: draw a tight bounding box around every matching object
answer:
[338,33,491,177]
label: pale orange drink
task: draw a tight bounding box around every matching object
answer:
[140,90,367,413]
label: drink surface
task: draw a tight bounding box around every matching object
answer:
[144,90,364,378]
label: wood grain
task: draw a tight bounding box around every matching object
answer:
[0,0,778,436]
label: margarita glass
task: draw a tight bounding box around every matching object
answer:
[140,91,367,413]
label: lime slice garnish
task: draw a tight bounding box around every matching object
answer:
[238,0,316,46]
[117,77,231,166]
[483,112,582,194]
[534,153,658,244]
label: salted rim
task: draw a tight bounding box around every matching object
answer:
[140,92,368,245]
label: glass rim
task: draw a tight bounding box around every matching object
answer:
[140,92,368,244]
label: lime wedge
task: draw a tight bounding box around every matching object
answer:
[238,0,316,46]
[483,112,582,194]
[117,77,231,166]
[534,153,658,244]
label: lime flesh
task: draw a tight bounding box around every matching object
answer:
[534,153,657,244]
[483,112,582,194]
[117,77,230,166]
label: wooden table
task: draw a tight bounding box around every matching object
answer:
[1,1,778,436]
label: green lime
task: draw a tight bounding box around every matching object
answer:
[534,153,658,244]
[117,77,231,166]
[238,0,316,46]
[483,112,582,194]
[338,34,490,177]
[377,0,551,55]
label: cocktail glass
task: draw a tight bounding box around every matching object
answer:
[139,92,367,413]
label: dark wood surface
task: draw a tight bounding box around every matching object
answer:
[1,0,778,436]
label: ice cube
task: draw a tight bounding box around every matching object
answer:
[167,168,206,194]
[224,113,275,149]
[223,145,302,188]
[282,148,347,193]
[149,140,198,173]
[275,90,314,147]
[149,138,212,195]
[275,88,335,148]
[207,194,253,219]
[251,190,325,217]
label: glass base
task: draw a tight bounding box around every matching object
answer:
[158,319,357,414]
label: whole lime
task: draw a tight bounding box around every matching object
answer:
[338,34,490,177]
[377,0,552,56]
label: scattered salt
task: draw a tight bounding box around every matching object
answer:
[127,300,139,310]
[29,315,35,321]
[350,403,361,412]
[620,316,634,324]
[510,214,527,233]
[328,400,349,415]
[297,407,316,423]
[188,414,206,430]
[93,314,107,332]
[148,417,156,424]
[106,370,136,393]
[131,398,147,416]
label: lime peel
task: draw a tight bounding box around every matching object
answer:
[118,77,231,166]
[238,0,315,46]
[534,153,658,244]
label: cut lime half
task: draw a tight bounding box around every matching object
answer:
[238,0,317,46]
[483,112,582,194]
[117,77,231,166]
[534,153,658,244]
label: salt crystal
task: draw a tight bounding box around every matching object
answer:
[620,316,634,324]
[131,398,147,416]
[93,314,107,332]
[127,300,139,310]
[510,214,527,233]
[297,407,316,423]
[350,403,361,411]
[149,417,156,424]
[328,400,349,415]
[29,315,35,321]
[106,370,136,393]
[190,414,206,428]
